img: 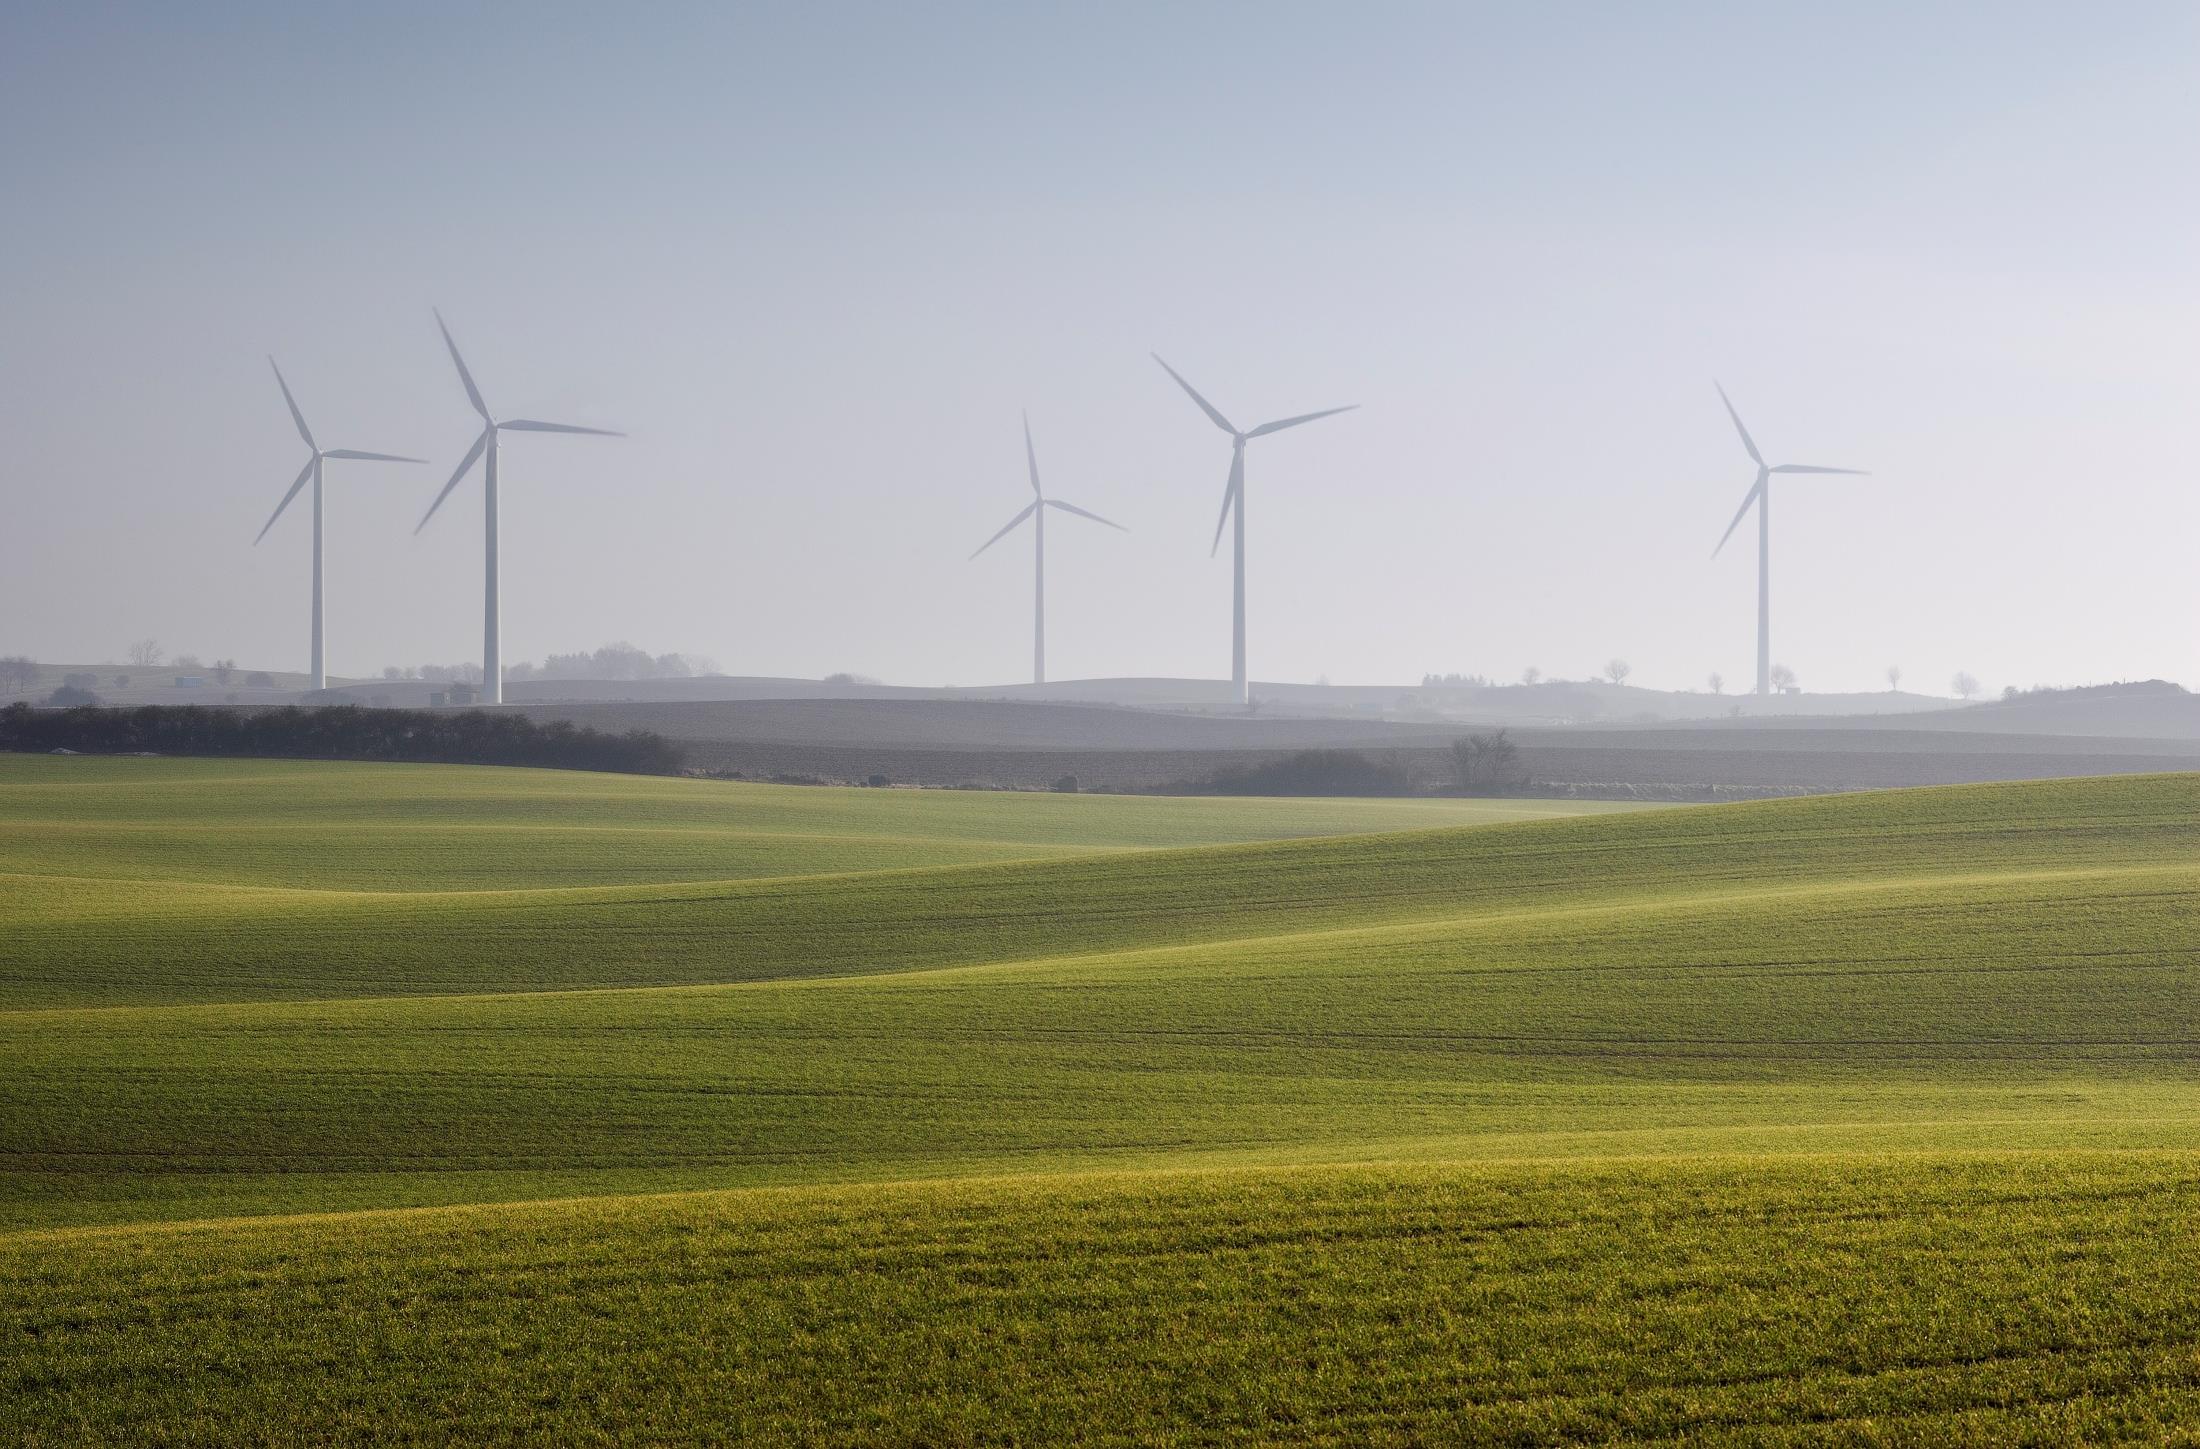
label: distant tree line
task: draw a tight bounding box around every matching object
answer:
[1187,732,1527,798]
[370,645,721,686]
[1203,749,1416,796]
[1,703,686,775]
[508,642,718,683]
[379,662,486,685]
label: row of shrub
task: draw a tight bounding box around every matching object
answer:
[1,703,686,776]
[1204,749,1417,796]
[1194,733,1530,797]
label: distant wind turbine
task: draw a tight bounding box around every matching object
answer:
[969,412,1125,685]
[1152,356,1356,707]
[1710,382,1869,697]
[415,310,623,705]
[253,358,423,692]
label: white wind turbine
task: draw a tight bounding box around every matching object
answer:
[253,358,424,691]
[969,412,1125,685]
[1152,356,1355,707]
[1710,382,1869,697]
[415,310,623,705]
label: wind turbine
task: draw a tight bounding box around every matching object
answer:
[969,412,1125,685]
[253,359,423,692]
[1710,382,1869,697]
[415,310,623,705]
[1152,355,1356,707]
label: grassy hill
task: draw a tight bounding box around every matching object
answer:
[3,757,2197,1442]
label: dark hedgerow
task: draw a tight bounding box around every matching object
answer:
[1202,749,1413,797]
[0,702,685,776]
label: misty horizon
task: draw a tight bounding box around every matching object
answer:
[5,3,2196,696]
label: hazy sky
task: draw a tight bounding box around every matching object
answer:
[4,1,2195,694]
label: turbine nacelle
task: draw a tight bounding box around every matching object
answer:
[1709,381,1869,558]
[969,411,1126,559]
[254,358,423,545]
[415,312,625,535]
[1152,354,1356,557]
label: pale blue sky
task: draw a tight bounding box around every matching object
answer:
[3,2,2195,692]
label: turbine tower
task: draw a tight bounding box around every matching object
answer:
[1151,356,1355,707]
[968,412,1125,685]
[253,359,423,692]
[416,310,623,705]
[1710,382,1869,697]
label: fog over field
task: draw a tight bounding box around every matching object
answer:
[13,9,2200,1442]
[4,2,2198,696]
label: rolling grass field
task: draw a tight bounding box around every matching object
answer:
[3,755,2197,1443]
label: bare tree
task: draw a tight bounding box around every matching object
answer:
[1769,663,1798,692]
[1707,671,1724,695]
[127,639,165,668]
[211,659,235,686]
[1603,659,1631,686]
[1886,665,1903,692]
[1952,671,1981,701]
[1520,666,1541,686]
[0,656,36,693]
[1450,730,1526,793]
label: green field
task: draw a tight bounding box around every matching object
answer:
[3,755,2197,1443]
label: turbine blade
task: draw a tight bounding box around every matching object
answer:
[1770,463,1870,476]
[1712,475,1765,558]
[1209,450,1244,557]
[415,428,490,534]
[1152,354,1237,435]
[1045,498,1126,531]
[497,419,624,436]
[1246,404,1358,438]
[322,449,427,463]
[1714,381,1763,466]
[253,456,316,545]
[269,357,315,450]
[434,308,492,422]
[1022,410,1042,497]
[969,501,1039,559]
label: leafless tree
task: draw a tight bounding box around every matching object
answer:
[1707,671,1724,695]
[0,656,37,693]
[1886,665,1902,692]
[1450,730,1526,793]
[1520,666,1541,686]
[1603,659,1631,686]
[1770,663,1798,692]
[1952,671,1981,700]
[211,659,235,686]
[127,639,164,668]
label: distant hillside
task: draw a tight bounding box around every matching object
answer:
[504,698,2200,795]
[26,664,2193,740]
[0,660,324,707]
[1730,681,2200,741]
[327,671,1960,725]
